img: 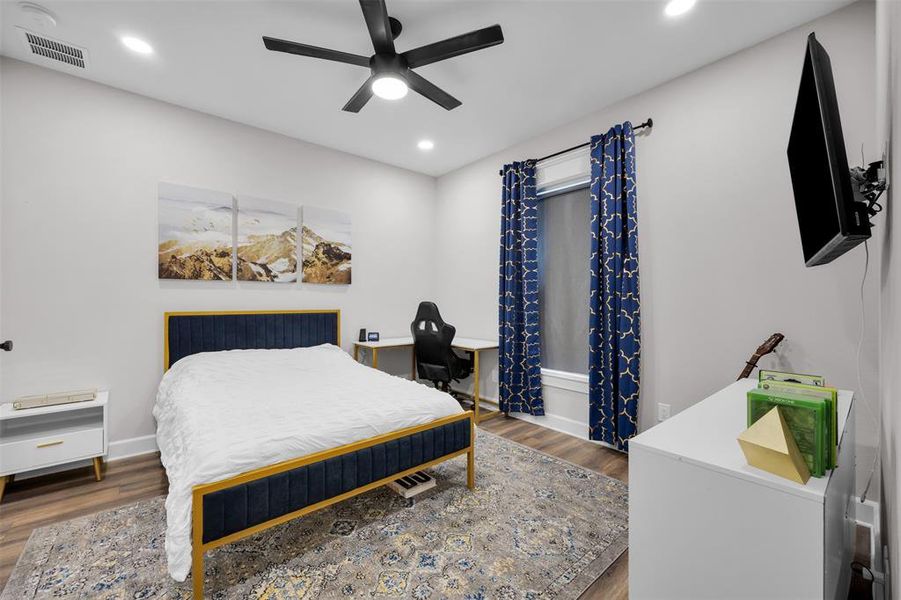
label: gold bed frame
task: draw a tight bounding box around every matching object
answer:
[162,310,475,598]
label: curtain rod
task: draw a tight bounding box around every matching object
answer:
[498,118,653,176]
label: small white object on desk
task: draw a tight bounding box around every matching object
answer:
[0,390,109,501]
[629,378,855,600]
[352,335,499,423]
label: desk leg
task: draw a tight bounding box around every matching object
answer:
[353,345,359,362]
[0,475,7,502]
[372,348,379,370]
[92,457,103,482]
[473,350,480,423]
[411,348,417,381]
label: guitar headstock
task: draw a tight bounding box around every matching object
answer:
[755,333,785,356]
[738,332,786,380]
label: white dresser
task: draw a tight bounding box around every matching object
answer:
[629,379,855,600]
[0,390,108,501]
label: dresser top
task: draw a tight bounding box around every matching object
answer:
[0,390,108,421]
[630,378,853,503]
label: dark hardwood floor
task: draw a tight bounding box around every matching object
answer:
[0,415,628,597]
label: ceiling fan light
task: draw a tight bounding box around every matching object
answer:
[372,75,408,100]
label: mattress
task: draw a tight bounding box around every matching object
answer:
[153,344,464,581]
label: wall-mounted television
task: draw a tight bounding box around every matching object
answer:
[787,32,870,267]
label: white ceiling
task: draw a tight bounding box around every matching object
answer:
[1,0,853,176]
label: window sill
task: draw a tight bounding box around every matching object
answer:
[541,368,589,394]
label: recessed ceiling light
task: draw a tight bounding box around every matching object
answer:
[664,0,696,17]
[417,139,434,151]
[121,35,153,55]
[371,75,408,100]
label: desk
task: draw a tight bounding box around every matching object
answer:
[353,336,499,423]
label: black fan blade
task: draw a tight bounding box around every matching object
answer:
[263,36,370,68]
[359,0,395,54]
[406,70,461,111]
[342,77,375,112]
[402,24,503,69]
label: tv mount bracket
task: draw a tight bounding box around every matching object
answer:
[850,160,887,220]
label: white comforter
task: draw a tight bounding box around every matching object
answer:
[153,344,464,581]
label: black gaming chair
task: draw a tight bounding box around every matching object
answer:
[411,302,472,393]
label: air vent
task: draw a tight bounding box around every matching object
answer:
[17,27,88,69]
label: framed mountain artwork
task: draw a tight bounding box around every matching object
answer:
[236,195,298,282]
[158,183,234,281]
[301,206,352,284]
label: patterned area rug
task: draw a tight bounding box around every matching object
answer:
[2,430,628,599]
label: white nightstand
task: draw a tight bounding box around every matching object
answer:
[0,390,109,501]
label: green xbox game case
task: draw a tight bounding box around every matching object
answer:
[747,388,827,477]
[759,380,838,469]
[758,369,826,388]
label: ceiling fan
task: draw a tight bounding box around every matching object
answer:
[262,0,504,113]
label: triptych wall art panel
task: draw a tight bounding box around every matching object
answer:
[158,183,234,281]
[157,183,351,285]
[301,206,352,284]
[236,195,298,283]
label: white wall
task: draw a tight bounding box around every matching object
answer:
[0,58,438,448]
[876,0,900,593]
[0,2,885,502]
[435,2,881,492]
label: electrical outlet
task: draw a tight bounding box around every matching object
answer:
[657,403,671,422]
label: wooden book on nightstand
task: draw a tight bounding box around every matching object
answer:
[0,390,109,501]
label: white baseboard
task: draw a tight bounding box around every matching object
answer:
[854,497,879,529]
[108,433,158,461]
[854,497,883,582]
[455,389,621,452]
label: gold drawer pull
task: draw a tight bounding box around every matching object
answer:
[37,440,64,448]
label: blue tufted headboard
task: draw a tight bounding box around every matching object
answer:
[164,310,341,370]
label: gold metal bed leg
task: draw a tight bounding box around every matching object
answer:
[467,416,475,489]
[192,489,204,598]
[192,551,203,598]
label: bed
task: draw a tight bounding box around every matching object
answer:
[154,310,475,598]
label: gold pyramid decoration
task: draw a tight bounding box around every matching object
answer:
[737,406,811,484]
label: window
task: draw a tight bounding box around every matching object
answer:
[537,185,590,374]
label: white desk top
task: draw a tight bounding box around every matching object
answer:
[353,336,497,351]
[354,336,415,349]
[630,378,852,503]
[0,390,109,421]
[450,337,499,351]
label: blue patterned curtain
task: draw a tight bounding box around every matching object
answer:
[589,123,640,450]
[499,161,544,416]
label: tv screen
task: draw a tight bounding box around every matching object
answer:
[787,32,869,267]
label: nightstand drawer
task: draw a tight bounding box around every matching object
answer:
[0,427,104,474]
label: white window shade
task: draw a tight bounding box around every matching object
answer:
[536,146,590,197]
[537,185,589,375]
